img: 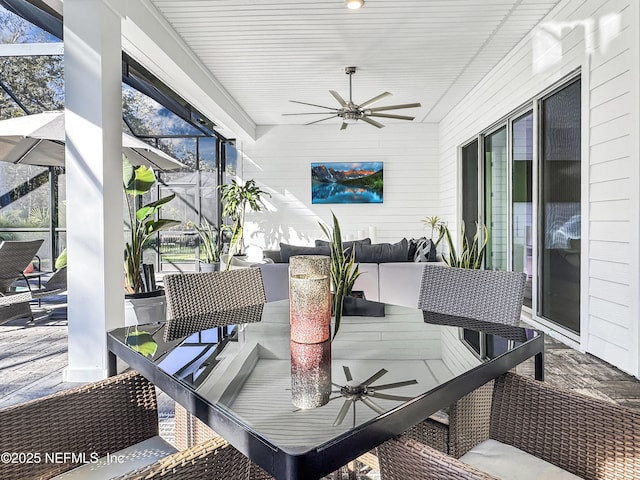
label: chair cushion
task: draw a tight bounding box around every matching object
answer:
[52,436,177,480]
[460,439,582,480]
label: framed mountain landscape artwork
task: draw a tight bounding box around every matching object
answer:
[311,162,383,204]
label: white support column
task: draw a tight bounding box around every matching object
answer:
[63,0,124,382]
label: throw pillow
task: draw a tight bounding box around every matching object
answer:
[354,238,409,263]
[414,238,436,262]
[279,243,331,263]
[407,237,422,261]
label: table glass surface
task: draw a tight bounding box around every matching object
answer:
[109,300,540,456]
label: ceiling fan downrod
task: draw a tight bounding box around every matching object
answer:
[345,66,356,105]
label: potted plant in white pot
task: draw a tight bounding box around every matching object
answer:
[123,156,179,325]
[191,218,222,272]
[219,179,270,270]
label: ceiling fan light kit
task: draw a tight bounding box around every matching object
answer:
[345,0,364,10]
[285,66,421,130]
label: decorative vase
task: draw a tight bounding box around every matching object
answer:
[289,273,331,344]
[289,254,330,277]
[290,339,331,409]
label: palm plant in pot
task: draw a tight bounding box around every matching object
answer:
[441,221,489,269]
[123,156,179,324]
[219,179,270,270]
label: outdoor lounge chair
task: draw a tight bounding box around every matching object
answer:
[0,267,67,322]
[0,370,272,480]
[0,239,44,324]
[377,372,640,480]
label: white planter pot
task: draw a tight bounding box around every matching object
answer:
[124,290,166,326]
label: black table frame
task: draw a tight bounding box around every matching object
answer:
[108,313,544,480]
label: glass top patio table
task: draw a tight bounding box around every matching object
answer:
[107,300,544,480]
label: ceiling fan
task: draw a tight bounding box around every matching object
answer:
[284,66,421,130]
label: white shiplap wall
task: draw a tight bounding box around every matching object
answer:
[438,0,639,377]
[240,123,439,255]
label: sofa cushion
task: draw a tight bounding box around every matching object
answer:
[52,436,177,480]
[279,243,330,262]
[315,238,371,257]
[460,439,582,480]
[354,238,409,263]
[378,262,429,307]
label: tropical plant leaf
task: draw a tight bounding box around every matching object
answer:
[125,330,158,357]
[123,158,156,196]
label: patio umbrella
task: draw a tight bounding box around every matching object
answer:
[0,111,185,170]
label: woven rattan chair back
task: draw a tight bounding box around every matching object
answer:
[164,268,267,341]
[0,239,44,292]
[418,267,526,326]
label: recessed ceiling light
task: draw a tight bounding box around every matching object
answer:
[345,0,364,10]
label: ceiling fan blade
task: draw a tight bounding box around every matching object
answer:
[362,368,388,386]
[359,116,385,129]
[289,100,339,111]
[283,112,341,116]
[329,90,348,107]
[367,113,415,121]
[360,396,387,415]
[368,391,415,402]
[305,115,339,126]
[367,103,421,112]
[371,379,418,390]
[358,91,392,109]
[340,122,348,131]
[333,399,354,426]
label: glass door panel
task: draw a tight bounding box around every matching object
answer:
[461,140,479,244]
[539,79,581,333]
[512,112,533,307]
[484,127,507,270]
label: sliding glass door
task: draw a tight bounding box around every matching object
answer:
[459,76,581,335]
[539,79,581,333]
[512,112,533,307]
[484,127,507,270]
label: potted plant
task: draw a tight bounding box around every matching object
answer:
[219,179,270,270]
[441,221,489,269]
[191,218,222,272]
[123,156,179,324]
[421,215,446,260]
[319,212,363,339]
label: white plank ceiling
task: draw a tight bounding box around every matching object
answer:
[150,0,562,127]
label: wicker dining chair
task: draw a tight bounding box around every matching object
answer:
[377,372,640,480]
[0,239,44,324]
[418,266,527,327]
[411,266,528,457]
[163,268,268,452]
[0,370,272,480]
[163,268,267,342]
